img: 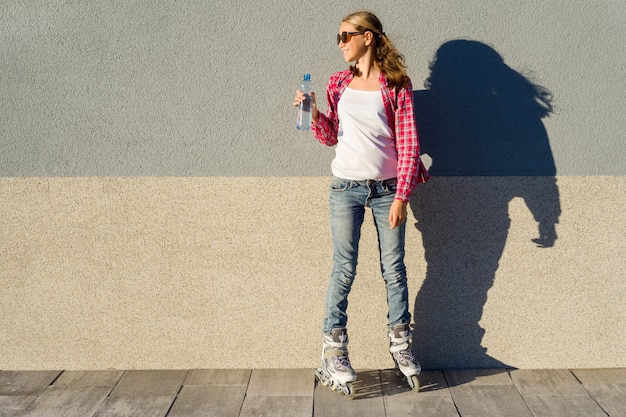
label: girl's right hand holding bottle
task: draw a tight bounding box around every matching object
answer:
[293,90,319,124]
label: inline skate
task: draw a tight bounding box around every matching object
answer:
[315,327,357,399]
[389,323,421,391]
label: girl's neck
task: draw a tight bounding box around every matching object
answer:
[354,53,379,80]
[349,63,381,91]
[355,65,379,81]
[349,47,381,90]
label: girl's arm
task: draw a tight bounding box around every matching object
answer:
[293,88,337,146]
[311,77,340,147]
[394,80,420,203]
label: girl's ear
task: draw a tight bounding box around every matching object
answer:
[364,31,374,46]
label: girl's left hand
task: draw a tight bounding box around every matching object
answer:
[389,199,408,229]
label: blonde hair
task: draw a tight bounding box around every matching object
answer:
[342,11,409,90]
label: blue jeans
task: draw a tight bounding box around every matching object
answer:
[323,176,411,334]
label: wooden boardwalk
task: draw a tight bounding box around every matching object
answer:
[1,368,624,416]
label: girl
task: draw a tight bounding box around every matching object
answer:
[293,11,429,395]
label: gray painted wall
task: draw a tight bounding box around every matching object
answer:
[1,1,625,176]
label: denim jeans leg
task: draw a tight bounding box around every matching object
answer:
[369,186,411,327]
[323,179,367,334]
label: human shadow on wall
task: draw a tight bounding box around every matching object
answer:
[409,40,561,369]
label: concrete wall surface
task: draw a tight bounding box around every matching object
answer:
[1,1,625,370]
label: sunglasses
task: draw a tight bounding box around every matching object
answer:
[337,31,364,45]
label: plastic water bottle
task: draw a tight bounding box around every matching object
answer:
[296,73,314,130]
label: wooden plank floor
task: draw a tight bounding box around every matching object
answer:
[0,368,624,416]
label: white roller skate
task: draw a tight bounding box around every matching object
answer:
[315,328,357,399]
[389,323,421,391]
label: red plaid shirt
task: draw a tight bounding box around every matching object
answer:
[312,70,429,202]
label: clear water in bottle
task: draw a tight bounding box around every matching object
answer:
[296,73,314,130]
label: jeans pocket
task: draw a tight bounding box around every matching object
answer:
[330,177,350,192]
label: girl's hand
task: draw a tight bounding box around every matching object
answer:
[293,90,319,123]
[389,199,408,229]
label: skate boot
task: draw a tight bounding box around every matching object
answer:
[315,328,357,399]
[388,323,421,391]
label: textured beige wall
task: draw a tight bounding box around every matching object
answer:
[1,176,624,370]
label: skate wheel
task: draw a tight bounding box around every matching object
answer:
[315,368,329,386]
[344,382,355,399]
[409,375,420,392]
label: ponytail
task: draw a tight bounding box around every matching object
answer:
[374,34,410,90]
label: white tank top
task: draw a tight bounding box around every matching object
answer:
[332,87,397,181]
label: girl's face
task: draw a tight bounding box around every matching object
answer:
[338,22,368,63]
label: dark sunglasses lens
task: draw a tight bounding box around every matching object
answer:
[337,32,349,44]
